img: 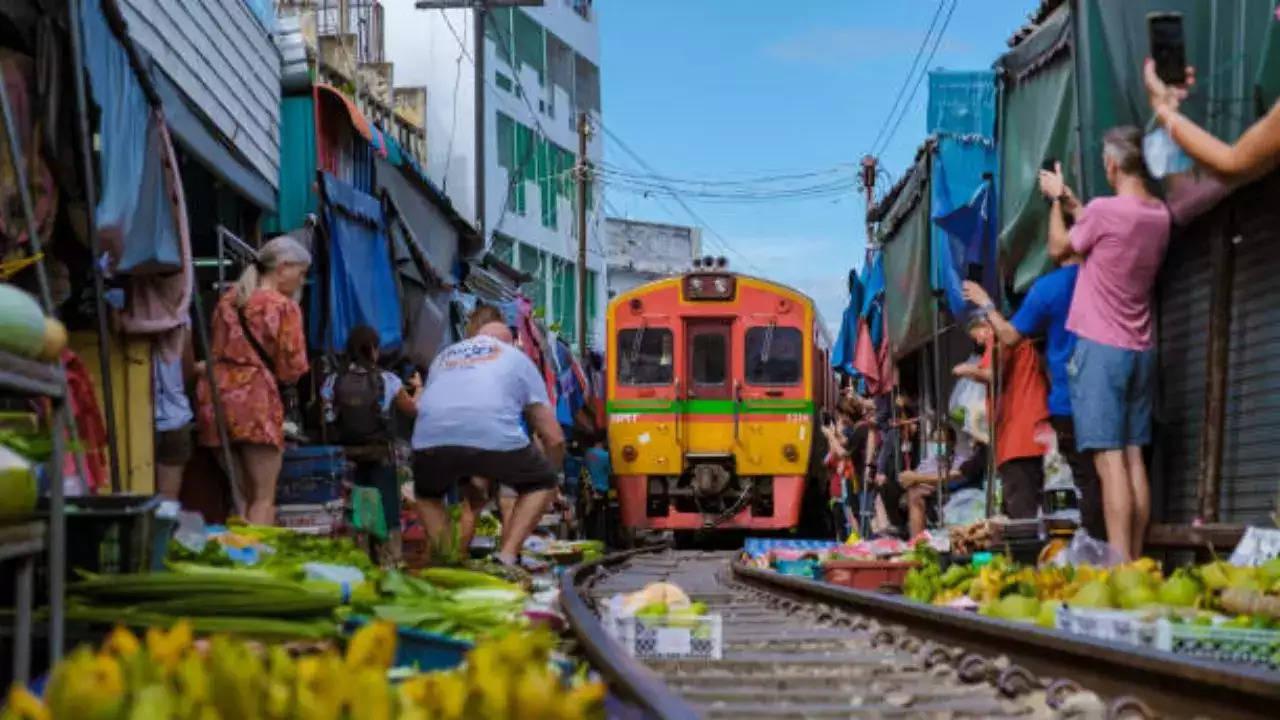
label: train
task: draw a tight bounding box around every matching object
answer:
[605,261,838,538]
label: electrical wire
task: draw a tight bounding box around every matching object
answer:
[873,0,959,159]
[598,121,766,275]
[439,9,465,192]
[867,0,948,157]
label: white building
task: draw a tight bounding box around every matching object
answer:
[605,218,701,297]
[385,0,606,347]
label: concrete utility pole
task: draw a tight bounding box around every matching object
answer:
[414,0,543,244]
[859,154,878,262]
[575,111,591,360]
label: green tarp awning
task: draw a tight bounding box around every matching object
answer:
[880,155,934,359]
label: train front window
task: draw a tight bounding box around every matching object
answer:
[618,328,674,385]
[744,326,802,385]
[691,333,726,385]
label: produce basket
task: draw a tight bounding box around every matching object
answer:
[343,617,471,672]
[1054,606,1161,648]
[1,494,171,605]
[1156,621,1280,670]
[1056,606,1280,669]
[276,501,345,536]
[773,558,821,579]
[604,611,722,660]
[822,560,918,592]
[278,446,348,505]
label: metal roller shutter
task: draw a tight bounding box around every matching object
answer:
[1220,177,1280,524]
[1154,227,1211,523]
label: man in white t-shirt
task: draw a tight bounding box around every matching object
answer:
[412,322,565,565]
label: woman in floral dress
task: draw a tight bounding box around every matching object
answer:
[196,234,311,524]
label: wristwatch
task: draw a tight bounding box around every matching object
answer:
[979,303,995,315]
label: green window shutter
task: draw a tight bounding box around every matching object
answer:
[487,8,514,64]
[513,9,545,86]
[519,244,546,317]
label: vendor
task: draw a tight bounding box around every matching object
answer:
[411,321,565,567]
[322,324,421,565]
[900,426,988,537]
[195,234,311,525]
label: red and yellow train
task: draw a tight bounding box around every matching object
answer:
[605,264,837,535]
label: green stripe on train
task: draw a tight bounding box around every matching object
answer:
[607,399,814,414]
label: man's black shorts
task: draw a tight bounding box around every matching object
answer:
[413,445,558,499]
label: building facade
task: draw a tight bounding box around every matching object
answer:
[604,218,701,297]
[385,0,606,347]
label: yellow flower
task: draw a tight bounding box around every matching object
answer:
[146,621,194,675]
[344,620,397,671]
[100,626,140,659]
[2,684,50,720]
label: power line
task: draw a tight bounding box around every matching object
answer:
[874,0,958,158]
[439,9,465,192]
[867,0,947,157]
[598,122,766,275]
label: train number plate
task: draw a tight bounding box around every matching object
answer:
[786,414,808,424]
[611,414,639,424]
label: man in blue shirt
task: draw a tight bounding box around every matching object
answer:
[963,258,1104,540]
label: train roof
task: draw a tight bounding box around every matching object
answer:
[608,271,833,346]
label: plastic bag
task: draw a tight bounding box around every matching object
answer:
[350,485,388,540]
[942,488,987,528]
[948,355,989,443]
[1037,422,1080,522]
[1052,528,1125,568]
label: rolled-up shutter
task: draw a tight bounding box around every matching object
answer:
[1154,224,1211,523]
[1220,176,1280,523]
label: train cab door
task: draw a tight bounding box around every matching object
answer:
[684,320,734,454]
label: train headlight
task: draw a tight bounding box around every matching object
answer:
[782,444,799,462]
[622,445,638,462]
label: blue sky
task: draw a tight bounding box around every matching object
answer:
[599,0,1038,330]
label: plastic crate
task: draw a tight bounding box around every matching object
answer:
[1,494,169,605]
[605,612,723,660]
[773,559,821,579]
[276,502,344,536]
[281,446,349,480]
[1056,606,1280,669]
[822,560,918,591]
[343,617,472,672]
[1156,620,1280,670]
[276,474,344,505]
[1055,606,1161,648]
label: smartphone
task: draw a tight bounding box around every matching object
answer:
[1041,158,1058,173]
[966,263,984,283]
[1148,12,1187,85]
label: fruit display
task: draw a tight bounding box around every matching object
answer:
[905,550,1280,634]
[0,621,604,720]
[949,520,994,556]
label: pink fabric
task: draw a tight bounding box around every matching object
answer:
[853,317,894,395]
[1067,195,1170,351]
[117,114,192,359]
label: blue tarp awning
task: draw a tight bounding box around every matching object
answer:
[314,172,402,354]
[831,268,864,376]
[930,137,998,321]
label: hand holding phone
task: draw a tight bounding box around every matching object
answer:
[1148,12,1187,86]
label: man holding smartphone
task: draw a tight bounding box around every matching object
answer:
[1042,129,1171,562]
[961,198,1103,539]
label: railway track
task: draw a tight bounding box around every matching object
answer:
[561,547,1280,720]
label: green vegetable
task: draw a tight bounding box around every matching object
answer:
[417,567,522,592]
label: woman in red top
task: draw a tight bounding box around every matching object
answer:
[196,234,311,524]
[954,317,1048,518]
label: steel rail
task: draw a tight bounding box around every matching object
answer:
[734,562,1280,720]
[560,545,701,720]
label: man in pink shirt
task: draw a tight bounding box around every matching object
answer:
[1041,126,1171,561]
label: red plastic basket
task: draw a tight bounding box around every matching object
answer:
[821,560,918,591]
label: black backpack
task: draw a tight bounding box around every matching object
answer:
[333,364,387,445]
